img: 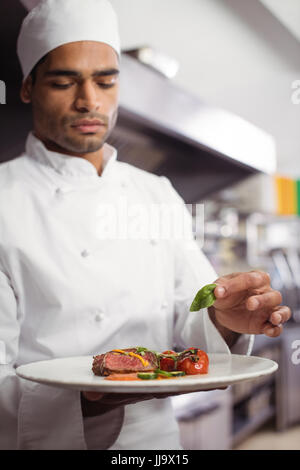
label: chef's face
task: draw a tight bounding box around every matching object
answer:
[20,41,120,155]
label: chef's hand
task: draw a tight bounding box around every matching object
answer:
[81,389,208,417]
[210,270,291,338]
[81,391,155,417]
[81,384,228,417]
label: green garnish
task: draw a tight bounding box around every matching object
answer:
[137,372,158,380]
[169,371,185,377]
[159,354,178,360]
[155,369,174,377]
[180,348,198,355]
[136,347,161,360]
[189,283,217,311]
[136,347,148,354]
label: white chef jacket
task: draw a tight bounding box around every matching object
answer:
[0,132,253,450]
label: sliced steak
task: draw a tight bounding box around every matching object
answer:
[92,353,105,376]
[92,348,158,376]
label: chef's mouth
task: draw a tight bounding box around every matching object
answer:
[71,119,106,134]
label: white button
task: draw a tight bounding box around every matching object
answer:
[95,312,105,322]
[161,301,168,309]
[56,187,69,195]
[150,239,158,246]
[121,181,127,188]
[81,249,90,258]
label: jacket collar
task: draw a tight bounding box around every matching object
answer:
[25,132,118,179]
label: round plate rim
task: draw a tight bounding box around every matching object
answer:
[16,353,279,393]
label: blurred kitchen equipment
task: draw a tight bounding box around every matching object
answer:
[124,46,179,79]
[285,248,300,321]
[172,389,232,450]
[276,322,300,430]
[113,53,276,203]
[197,190,300,442]
[245,213,300,320]
[270,249,299,316]
[227,173,277,215]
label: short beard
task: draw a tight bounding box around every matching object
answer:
[57,130,109,154]
[33,107,118,155]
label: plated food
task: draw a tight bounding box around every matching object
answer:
[16,354,278,393]
[92,347,209,381]
[90,282,216,381]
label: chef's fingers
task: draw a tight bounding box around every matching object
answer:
[262,323,283,338]
[95,393,154,406]
[268,306,292,326]
[83,388,230,403]
[214,271,270,298]
[246,290,282,311]
[82,391,105,401]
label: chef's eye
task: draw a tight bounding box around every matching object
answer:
[51,83,73,89]
[97,82,116,89]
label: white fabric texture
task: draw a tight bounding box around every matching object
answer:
[17,0,121,80]
[0,133,253,449]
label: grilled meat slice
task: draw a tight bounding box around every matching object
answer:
[92,348,158,376]
[92,353,105,376]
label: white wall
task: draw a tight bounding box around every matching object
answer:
[110,0,300,177]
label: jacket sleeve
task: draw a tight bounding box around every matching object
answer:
[159,176,254,356]
[0,268,87,450]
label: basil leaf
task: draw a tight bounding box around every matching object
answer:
[189,283,217,311]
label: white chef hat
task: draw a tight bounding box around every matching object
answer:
[17,0,121,80]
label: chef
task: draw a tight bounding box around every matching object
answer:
[0,0,290,450]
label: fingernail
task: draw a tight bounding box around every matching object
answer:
[249,298,259,310]
[216,286,226,297]
[251,272,262,283]
[271,313,282,325]
[266,327,275,336]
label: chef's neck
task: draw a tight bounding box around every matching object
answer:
[34,131,104,176]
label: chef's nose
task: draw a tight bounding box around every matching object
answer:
[74,80,102,113]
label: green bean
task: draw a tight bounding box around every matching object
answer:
[189,283,217,311]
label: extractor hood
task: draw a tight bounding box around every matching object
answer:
[108,52,276,202]
[1,0,276,203]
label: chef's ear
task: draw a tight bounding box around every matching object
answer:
[20,76,33,104]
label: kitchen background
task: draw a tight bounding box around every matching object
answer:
[1,0,300,450]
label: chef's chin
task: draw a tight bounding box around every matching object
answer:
[59,133,106,154]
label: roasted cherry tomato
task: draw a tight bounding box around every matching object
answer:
[159,350,177,372]
[196,349,209,364]
[177,352,209,375]
[159,357,176,372]
[181,348,209,363]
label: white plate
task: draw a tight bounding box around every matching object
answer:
[16,354,278,393]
